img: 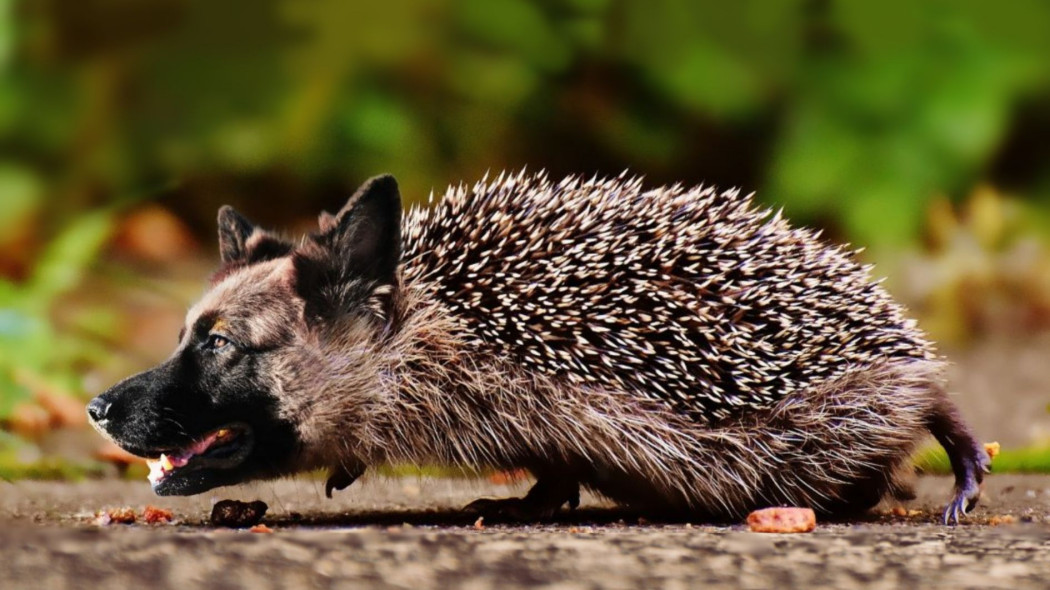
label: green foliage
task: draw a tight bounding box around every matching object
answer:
[768,1,1050,249]
[7,0,1050,238]
[914,445,1050,475]
[0,196,116,419]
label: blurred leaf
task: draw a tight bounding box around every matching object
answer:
[0,370,30,421]
[456,0,571,74]
[210,120,277,172]
[0,163,42,233]
[447,52,539,106]
[0,0,13,70]
[648,40,763,120]
[341,92,425,154]
[29,211,114,302]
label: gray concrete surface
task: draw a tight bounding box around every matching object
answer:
[4,475,1050,589]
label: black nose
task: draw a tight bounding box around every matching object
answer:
[87,397,112,423]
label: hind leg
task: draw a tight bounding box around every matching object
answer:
[465,474,580,521]
[927,397,990,525]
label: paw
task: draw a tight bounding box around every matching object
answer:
[943,484,980,525]
[942,444,986,525]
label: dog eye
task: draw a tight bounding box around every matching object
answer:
[206,334,231,350]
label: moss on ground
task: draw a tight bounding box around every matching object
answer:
[913,445,1050,475]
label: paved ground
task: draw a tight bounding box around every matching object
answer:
[4,474,1050,589]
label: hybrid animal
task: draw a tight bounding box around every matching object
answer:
[87,172,989,523]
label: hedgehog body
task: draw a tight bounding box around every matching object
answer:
[404,172,932,423]
[289,170,979,520]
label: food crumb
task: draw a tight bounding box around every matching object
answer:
[249,524,274,534]
[97,507,137,525]
[473,516,485,530]
[143,505,174,525]
[746,507,816,533]
[988,515,1017,526]
[984,442,1001,460]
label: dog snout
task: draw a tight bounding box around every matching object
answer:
[86,396,113,424]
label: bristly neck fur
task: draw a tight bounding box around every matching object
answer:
[296,273,605,480]
[297,273,698,495]
[290,277,491,473]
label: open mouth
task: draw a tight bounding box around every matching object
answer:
[146,424,254,491]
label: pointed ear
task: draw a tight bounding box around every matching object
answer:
[324,174,402,284]
[217,206,256,264]
[293,175,402,328]
[214,205,293,276]
[318,210,338,233]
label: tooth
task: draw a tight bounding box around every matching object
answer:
[147,459,164,485]
[216,429,229,439]
[160,454,174,471]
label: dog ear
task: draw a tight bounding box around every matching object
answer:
[318,210,338,233]
[214,206,294,276]
[294,175,402,327]
[324,174,402,284]
[217,206,255,264]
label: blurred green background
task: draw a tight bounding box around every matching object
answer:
[3,0,1050,479]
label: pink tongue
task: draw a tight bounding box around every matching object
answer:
[170,431,220,466]
[168,453,190,468]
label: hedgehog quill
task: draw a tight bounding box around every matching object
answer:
[87,171,989,524]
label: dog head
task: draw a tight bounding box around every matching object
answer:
[88,176,402,495]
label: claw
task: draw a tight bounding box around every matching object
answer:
[942,496,964,526]
[325,461,366,499]
[942,458,982,526]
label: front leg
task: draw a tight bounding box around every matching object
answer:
[465,475,580,521]
[927,397,991,525]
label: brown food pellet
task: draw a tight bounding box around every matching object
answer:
[746,507,817,533]
[142,505,174,524]
[210,500,268,528]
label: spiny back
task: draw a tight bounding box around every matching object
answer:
[402,171,932,422]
